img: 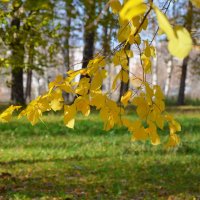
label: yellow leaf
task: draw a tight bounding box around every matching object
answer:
[90,91,106,109]
[37,96,51,112]
[110,0,122,13]
[64,104,76,129]
[121,90,132,106]
[87,57,106,76]
[126,50,134,58]
[75,78,90,96]
[165,133,180,147]
[147,121,160,145]
[59,82,73,93]
[168,26,193,59]
[100,107,114,131]
[1,0,10,2]
[155,115,164,130]
[132,96,150,120]
[154,7,192,59]
[104,115,115,131]
[155,98,165,112]
[50,99,63,111]
[75,96,90,116]
[154,85,164,100]
[154,6,174,40]
[66,118,75,129]
[169,120,181,134]
[91,72,103,91]
[129,34,141,45]
[144,41,151,57]
[27,109,42,126]
[120,70,129,83]
[122,118,133,131]
[141,18,148,30]
[112,71,121,90]
[48,75,63,92]
[120,0,147,22]
[67,69,85,82]
[131,120,148,141]
[0,105,21,123]
[190,0,200,8]
[117,25,131,42]
[150,46,156,57]
[145,82,153,100]
[141,54,151,73]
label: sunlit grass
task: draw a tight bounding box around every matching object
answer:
[0,111,200,199]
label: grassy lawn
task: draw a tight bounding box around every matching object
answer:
[0,111,200,199]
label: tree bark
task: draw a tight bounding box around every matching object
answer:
[10,17,25,105]
[11,67,24,104]
[80,1,96,80]
[177,57,189,105]
[177,2,193,105]
[80,29,95,79]
[25,69,32,103]
[25,42,34,103]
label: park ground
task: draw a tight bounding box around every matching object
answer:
[0,107,200,199]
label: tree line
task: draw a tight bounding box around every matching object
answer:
[0,0,199,106]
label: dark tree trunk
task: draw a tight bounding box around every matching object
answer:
[177,2,193,105]
[10,17,25,105]
[80,1,96,80]
[177,57,189,105]
[25,69,32,103]
[11,67,24,104]
[80,29,95,79]
[118,44,130,102]
[25,43,34,103]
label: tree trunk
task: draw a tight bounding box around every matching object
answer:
[80,29,95,79]
[25,43,34,103]
[177,2,193,105]
[177,57,189,105]
[11,67,24,104]
[10,17,25,105]
[25,69,32,103]
[80,1,96,80]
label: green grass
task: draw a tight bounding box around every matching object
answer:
[165,97,200,106]
[0,112,200,199]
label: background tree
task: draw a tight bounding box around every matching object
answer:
[177,1,194,105]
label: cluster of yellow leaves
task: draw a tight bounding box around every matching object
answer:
[0,0,189,148]
[121,82,181,146]
[112,49,133,90]
[110,0,147,45]
[110,0,193,59]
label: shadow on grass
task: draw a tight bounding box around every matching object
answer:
[0,158,200,199]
